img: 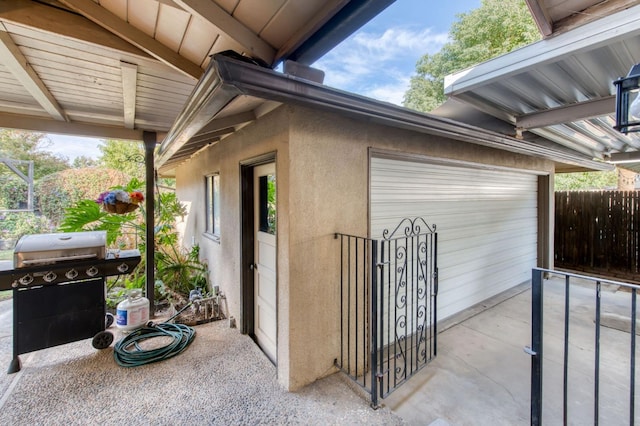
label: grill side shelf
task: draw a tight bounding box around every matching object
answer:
[0,251,141,291]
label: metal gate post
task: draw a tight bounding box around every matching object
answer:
[530,269,544,425]
[370,240,379,409]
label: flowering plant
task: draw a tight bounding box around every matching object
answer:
[96,190,144,214]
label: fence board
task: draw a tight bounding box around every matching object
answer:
[555,191,640,281]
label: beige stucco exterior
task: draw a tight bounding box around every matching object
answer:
[174,104,555,391]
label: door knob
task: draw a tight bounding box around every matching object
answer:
[249,263,258,270]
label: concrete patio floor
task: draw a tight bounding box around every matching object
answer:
[383,276,639,425]
[0,298,401,425]
[0,274,636,425]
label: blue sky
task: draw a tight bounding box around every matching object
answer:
[46,0,481,160]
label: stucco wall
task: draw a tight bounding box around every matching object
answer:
[174,106,291,388]
[284,106,553,389]
[174,103,554,392]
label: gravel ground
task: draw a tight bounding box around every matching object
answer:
[0,304,404,425]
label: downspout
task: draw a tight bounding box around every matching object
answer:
[143,131,156,316]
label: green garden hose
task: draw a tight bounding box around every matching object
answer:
[113,321,196,367]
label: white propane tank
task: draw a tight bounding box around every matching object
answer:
[116,289,149,331]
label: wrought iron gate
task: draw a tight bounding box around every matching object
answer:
[336,217,438,408]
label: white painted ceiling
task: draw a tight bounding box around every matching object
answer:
[0,0,392,141]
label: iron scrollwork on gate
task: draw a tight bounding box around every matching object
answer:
[335,217,438,409]
[375,217,438,405]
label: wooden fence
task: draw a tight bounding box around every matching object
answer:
[555,191,640,281]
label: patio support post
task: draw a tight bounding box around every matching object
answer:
[143,131,156,316]
[530,269,544,426]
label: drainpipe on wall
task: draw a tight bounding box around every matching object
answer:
[143,131,156,316]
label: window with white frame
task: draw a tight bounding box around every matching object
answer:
[205,174,220,238]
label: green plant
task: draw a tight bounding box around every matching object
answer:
[1,212,52,241]
[36,168,129,226]
[0,176,28,210]
[155,244,208,298]
[59,179,208,302]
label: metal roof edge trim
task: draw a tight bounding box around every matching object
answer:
[157,53,612,171]
[155,62,240,168]
[444,4,640,95]
[214,54,611,171]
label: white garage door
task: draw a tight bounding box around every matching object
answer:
[371,156,539,320]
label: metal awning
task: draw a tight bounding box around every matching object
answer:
[155,53,610,174]
[439,2,640,172]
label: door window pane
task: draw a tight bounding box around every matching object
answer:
[259,174,276,234]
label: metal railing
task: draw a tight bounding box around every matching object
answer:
[529,268,640,425]
[336,217,438,408]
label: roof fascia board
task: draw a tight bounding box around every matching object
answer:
[444,4,640,96]
[285,0,396,65]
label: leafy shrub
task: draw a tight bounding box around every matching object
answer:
[36,168,129,226]
[0,176,29,209]
[0,212,52,241]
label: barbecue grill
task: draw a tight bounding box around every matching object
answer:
[0,231,141,373]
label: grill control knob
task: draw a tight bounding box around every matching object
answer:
[43,271,57,283]
[65,269,78,280]
[117,263,129,273]
[87,266,99,277]
[18,274,33,286]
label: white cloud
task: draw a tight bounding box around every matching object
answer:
[314,26,447,104]
[44,134,103,161]
[362,78,411,106]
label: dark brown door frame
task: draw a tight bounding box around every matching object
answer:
[239,153,276,336]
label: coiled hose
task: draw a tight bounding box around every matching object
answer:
[113,312,196,367]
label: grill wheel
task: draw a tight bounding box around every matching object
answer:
[92,331,114,349]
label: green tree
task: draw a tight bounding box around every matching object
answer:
[73,155,97,168]
[0,129,70,178]
[555,170,619,191]
[98,139,145,181]
[404,0,540,112]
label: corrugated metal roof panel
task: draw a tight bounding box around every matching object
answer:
[442,4,640,171]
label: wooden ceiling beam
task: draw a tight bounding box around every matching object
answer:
[58,0,203,81]
[0,112,144,141]
[120,61,137,129]
[0,0,151,58]
[172,0,276,65]
[0,26,68,121]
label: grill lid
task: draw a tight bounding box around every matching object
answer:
[14,231,107,268]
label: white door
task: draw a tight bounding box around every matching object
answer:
[371,156,539,320]
[254,163,277,362]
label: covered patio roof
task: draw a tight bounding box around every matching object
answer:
[0,0,395,142]
[438,1,640,172]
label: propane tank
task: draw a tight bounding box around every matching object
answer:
[116,289,149,331]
